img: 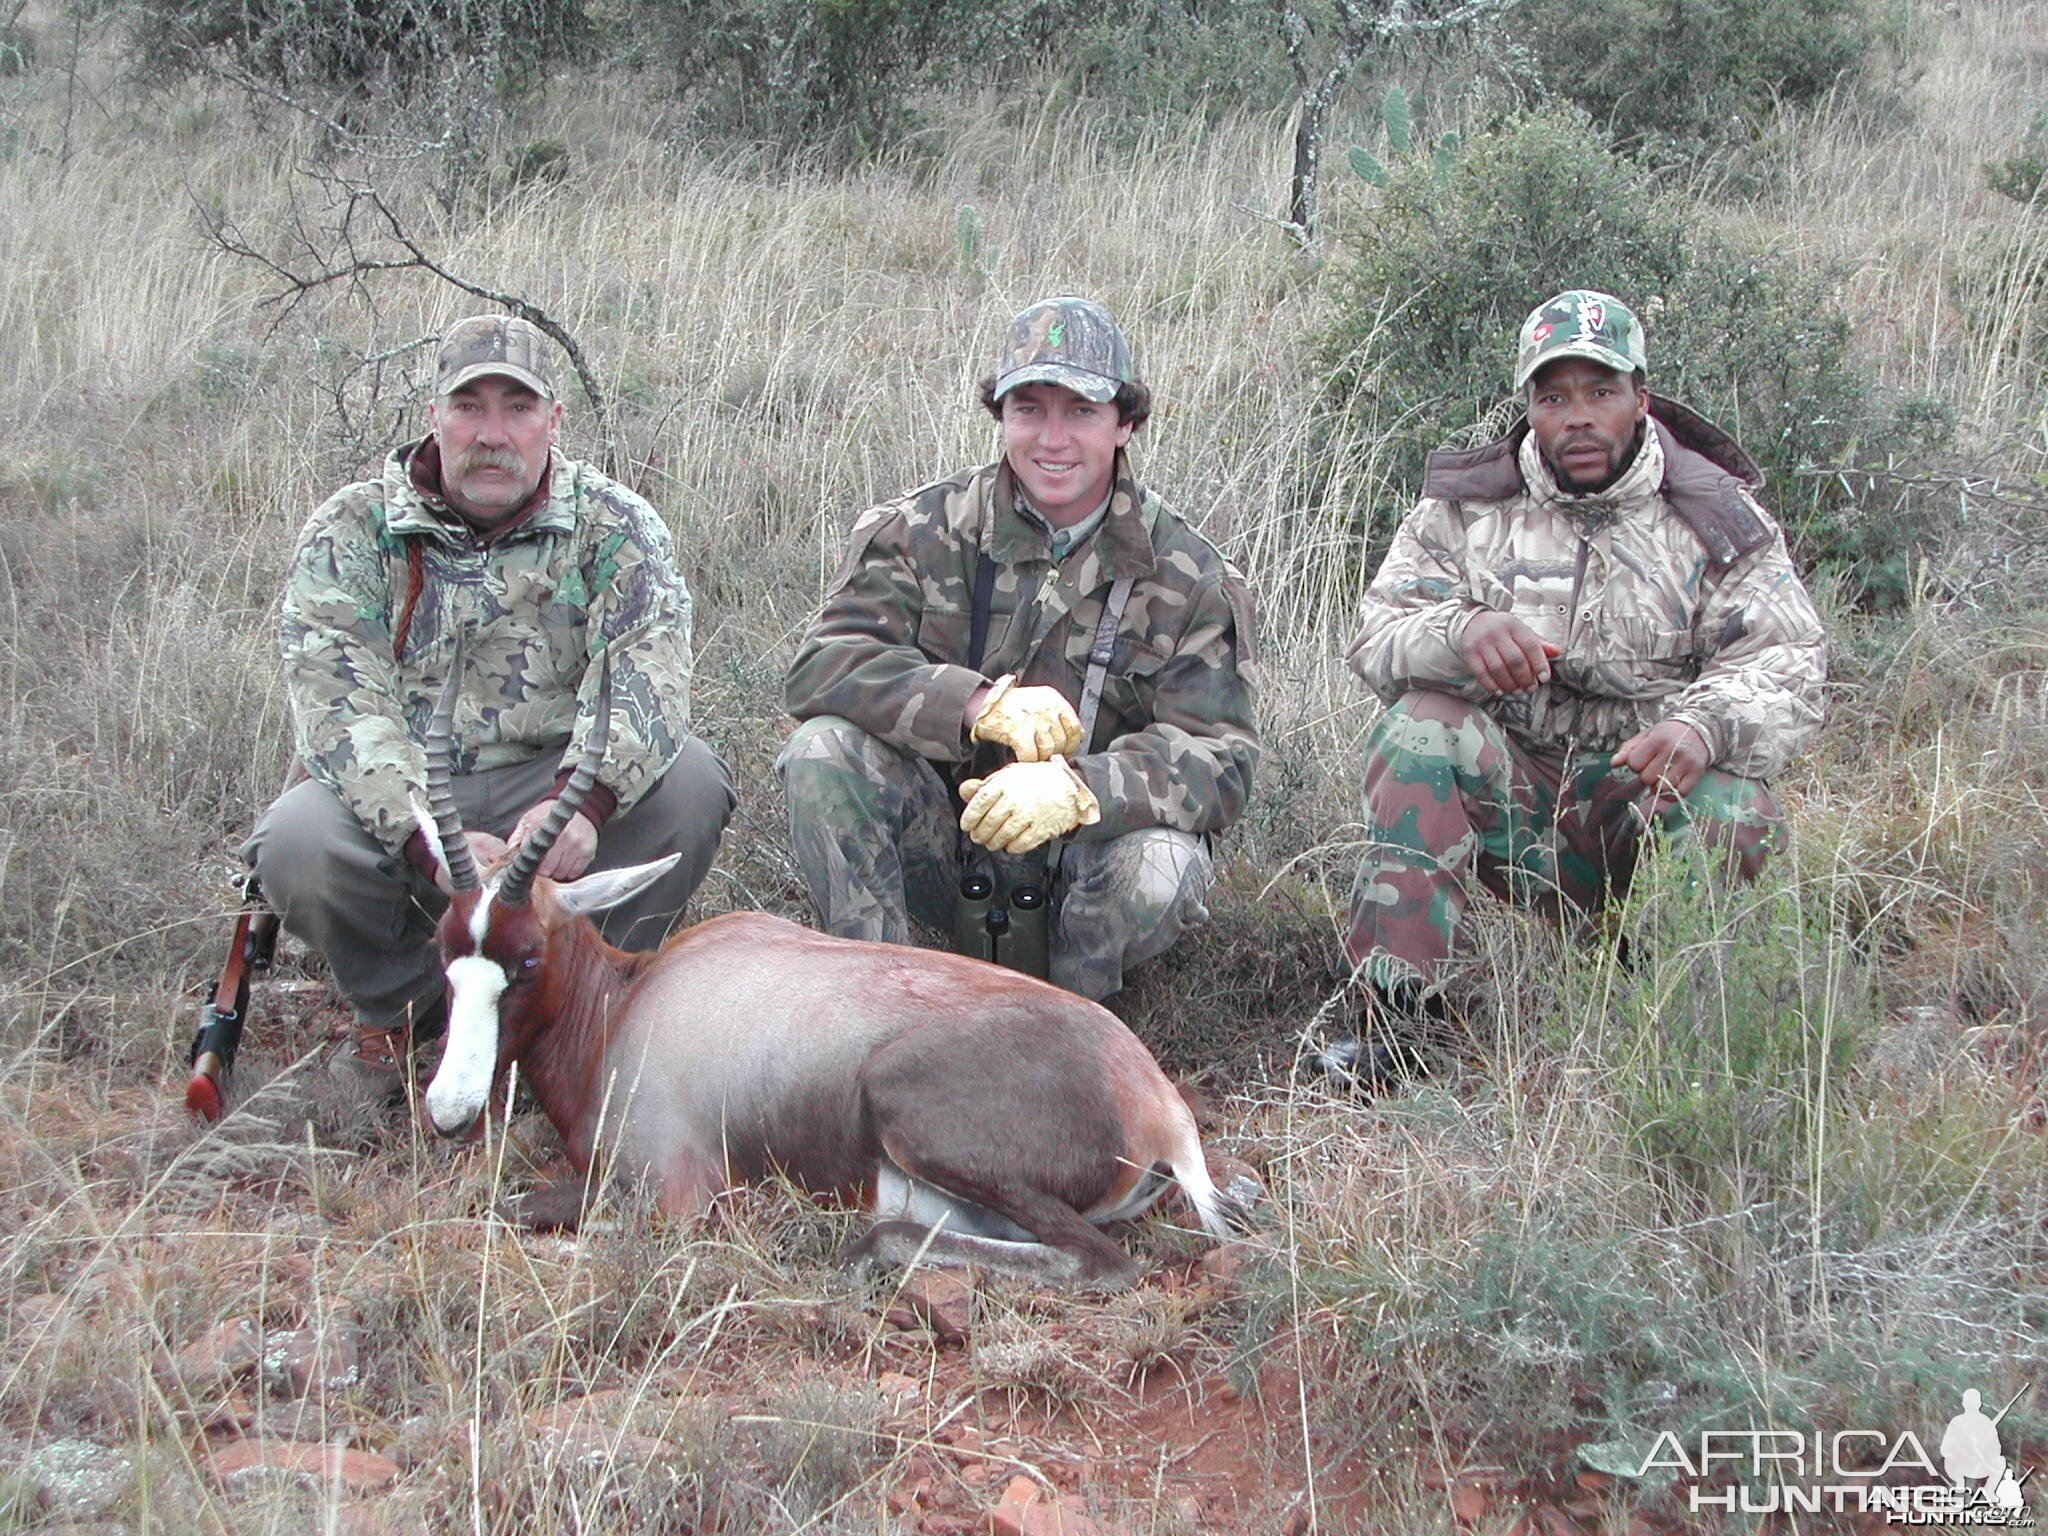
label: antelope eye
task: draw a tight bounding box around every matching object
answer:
[520,956,540,972]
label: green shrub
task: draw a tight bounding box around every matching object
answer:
[607,0,1300,163]
[1987,111,2048,207]
[129,0,590,97]
[1567,852,1874,1209]
[1317,108,1943,602]
[608,0,979,163]
[0,16,33,77]
[1039,0,1296,119]
[1509,0,1895,162]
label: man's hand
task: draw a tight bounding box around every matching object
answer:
[1460,611,1561,695]
[423,831,509,895]
[1612,720,1713,812]
[506,799,599,881]
[969,674,1083,762]
[958,758,1101,854]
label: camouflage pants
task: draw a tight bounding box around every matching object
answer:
[1346,690,1785,991]
[778,716,1213,1001]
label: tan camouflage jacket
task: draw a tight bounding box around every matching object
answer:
[786,455,1261,840]
[280,440,694,856]
[1348,399,1825,778]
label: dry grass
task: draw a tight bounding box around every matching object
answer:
[2,1,2048,1530]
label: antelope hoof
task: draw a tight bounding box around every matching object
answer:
[499,1180,588,1232]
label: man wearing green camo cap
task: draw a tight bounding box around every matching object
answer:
[1324,288,1826,1089]
[246,313,736,1105]
[779,296,1261,1002]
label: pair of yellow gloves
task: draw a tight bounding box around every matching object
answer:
[960,675,1101,854]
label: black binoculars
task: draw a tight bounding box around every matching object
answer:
[951,867,1049,979]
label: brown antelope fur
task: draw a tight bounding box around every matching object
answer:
[414,651,1257,1289]
[427,897,1256,1288]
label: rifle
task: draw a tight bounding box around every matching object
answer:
[185,873,281,1121]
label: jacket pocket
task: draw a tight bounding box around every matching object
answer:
[916,605,971,667]
[1595,615,1699,692]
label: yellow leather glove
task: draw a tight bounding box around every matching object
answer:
[958,757,1101,854]
[968,673,1083,762]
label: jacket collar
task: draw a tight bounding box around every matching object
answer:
[984,450,1157,585]
[1419,394,1772,568]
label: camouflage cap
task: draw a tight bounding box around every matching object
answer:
[433,314,558,400]
[1513,290,1648,391]
[990,297,1134,404]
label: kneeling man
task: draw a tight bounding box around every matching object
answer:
[781,297,1260,1001]
[1333,290,1825,1080]
[248,315,735,1101]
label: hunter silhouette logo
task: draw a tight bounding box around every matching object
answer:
[1047,319,1067,348]
[1633,1384,2035,1523]
[1573,299,1608,345]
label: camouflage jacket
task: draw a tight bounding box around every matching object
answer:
[1349,398,1825,779]
[280,439,694,856]
[786,455,1261,841]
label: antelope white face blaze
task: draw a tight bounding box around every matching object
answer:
[427,952,509,1135]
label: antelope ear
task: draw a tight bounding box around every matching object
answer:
[553,854,683,919]
[409,797,448,881]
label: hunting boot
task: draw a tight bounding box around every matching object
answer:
[1309,982,1444,1095]
[327,997,445,1106]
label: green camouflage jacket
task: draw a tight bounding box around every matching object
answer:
[1349,398,1825,779]
[280,440,694,856]
[786,455,1261,840]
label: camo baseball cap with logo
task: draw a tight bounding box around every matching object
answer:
[1513,290,1648,391]
[990,297,1134,404]
[433,314,558,401]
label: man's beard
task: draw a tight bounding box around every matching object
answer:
[1550,423,1644,495]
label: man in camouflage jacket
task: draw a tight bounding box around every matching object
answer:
[246,315,734,1096]
[781,297,1260,1001]
[1332,289,1825,1082]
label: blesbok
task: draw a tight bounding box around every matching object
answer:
[412,658,1259,1289]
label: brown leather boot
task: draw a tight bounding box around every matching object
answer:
[326,998,443,1106]
[326,1022,406,1105]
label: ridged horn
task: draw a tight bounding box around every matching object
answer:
[426,634,481,894]
[497,658,613,908]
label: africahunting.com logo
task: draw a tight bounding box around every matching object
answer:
[1633,1388,2034,1524]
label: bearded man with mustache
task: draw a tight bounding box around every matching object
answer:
[245,315,735,1106]
[1318,290,1826,1091]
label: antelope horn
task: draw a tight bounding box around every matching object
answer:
[497,658,613,908]
[427,635,481,894]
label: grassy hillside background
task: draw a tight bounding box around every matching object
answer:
[1,0,2046,1530]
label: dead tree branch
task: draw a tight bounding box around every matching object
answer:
[200,169,618,472]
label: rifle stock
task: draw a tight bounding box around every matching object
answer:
[185,878,279,1121]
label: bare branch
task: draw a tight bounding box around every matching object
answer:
[196,170,619,472]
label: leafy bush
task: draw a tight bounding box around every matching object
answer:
[1986,109,2048,207]
[1570,854,1873,1207]
[1317,108,1943,601]
[129,0,590,97]
[1509,0,1896,161]
[1041,0,1296,119]
[607,0,981,163]
[609,0,1297,163]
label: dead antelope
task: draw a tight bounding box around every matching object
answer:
[413,661,1259,1289]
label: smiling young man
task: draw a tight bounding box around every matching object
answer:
[1325,289,1826,1087]
[246,314,735,1103]
[779,296,1260,1001]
